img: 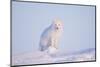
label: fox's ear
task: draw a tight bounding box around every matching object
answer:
[53,18,62,24]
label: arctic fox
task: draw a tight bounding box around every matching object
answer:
[39,18,63,54]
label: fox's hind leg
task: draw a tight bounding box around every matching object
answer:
[39,39,49,51]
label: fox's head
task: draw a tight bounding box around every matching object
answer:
[52,18,63,31]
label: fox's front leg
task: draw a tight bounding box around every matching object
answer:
[54,39,59,49]
[51,38,58,49]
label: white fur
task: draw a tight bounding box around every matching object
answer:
[39,18,63,55]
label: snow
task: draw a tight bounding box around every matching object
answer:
[12,48,95,66]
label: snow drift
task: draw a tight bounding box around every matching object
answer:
[12,48,95,66]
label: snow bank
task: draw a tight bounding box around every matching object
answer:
[12,48,95,66]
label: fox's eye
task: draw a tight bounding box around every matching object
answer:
[58,24,60,26]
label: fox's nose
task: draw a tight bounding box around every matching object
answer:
[56,27,59,30]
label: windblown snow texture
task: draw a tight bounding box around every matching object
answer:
[12,48,95,66]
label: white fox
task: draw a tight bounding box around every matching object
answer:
[39,18,63,54]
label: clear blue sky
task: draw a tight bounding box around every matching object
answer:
[12,1,95,55]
